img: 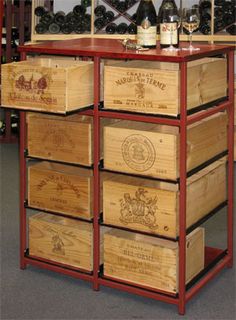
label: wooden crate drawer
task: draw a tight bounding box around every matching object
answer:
[1,58,93,114]
[29,213,93,271]
[103,158,226,238]
[28,162,93,219]
[104,112,227,180]
[27,113,93,166]
[104,227,204,294]
[104,58,227,116]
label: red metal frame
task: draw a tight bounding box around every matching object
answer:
[16,39,234,315]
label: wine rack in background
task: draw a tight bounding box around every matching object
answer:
[31,0,236,42]
[0,0,32,144]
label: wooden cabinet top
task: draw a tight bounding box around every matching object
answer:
[19,38,235,62]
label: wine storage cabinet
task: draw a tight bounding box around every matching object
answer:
[16,39,234,315]
[31,0,236,43]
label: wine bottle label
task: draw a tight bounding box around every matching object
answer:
[160,23,178,45]
[137,26,157,46]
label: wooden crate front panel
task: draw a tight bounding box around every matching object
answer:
[27,113,93,166]
[103,158,226,238]
[29,213,93,270]
[103,58,227,116]
[28,162,93,219]
[104,228,204,294]
[1,59,93,113]
[104,113,227,180]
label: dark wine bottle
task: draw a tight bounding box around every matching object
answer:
[157,0,178,34]
[126,0,137,8]
[214,7,224,19]
[73,5,86,17]
[48,22,61,34]
[0,120,6,136]
[128,23,137,34]
[81,0,91,7]
[226,24,236,35]
[11,112,19,135]
[214,0,225,6]
[116,1,128,12]
[40,12,54,25]
[105,22,117,34]
[94,17,106,29]
[214,18,225,32]
[109,0,119,8]
[35,23,48,34]
[136,0,157,48]
[54,11,66,25]
[199,23,211,34]
[94,5,106,17]
[199,0,211,10]
[223,13,234,26]
[84,14,91,31]
[66,12,78,26]
[116,22,128,34]
[104,11,115,23]
[74,22,86,34]
[61,23,73,34]
[34,6,47,17]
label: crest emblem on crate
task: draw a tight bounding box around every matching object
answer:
[119,188,158,230]
[121,134,156,172]
[135,83,145,99]
[51,232,65,255]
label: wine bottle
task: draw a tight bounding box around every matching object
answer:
[116,1,128,12]
[61,23,73,34]
[84,14,91,31]
[126,0,137,8]
[35,23,48,34]
[54,11,66,25]
[199,0,211,10]
[214,7,224,19]
[0,120,6,136]
[104,11,115,23]
[74,22,86,34]
[11,112,19,135]
[214,0,225,6]
[40,12,54,25]
[223,13,234,27]
[34,6,47,17]
[199,22,211,34]
[48,23,61,34]
[105,23,117,34]
[214,18,225,33]
[66,12,78,26]
[116,22,128,34]
[159,7,180,48]
[128,23,137,34]
[81,0,91,7]
[94,17,106,30]
[94,5,106,17]
[157,0,178,34]
[226,24,236,35]
[109,0,119,9]
[136,0,157,48]
[73,5,86,17]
